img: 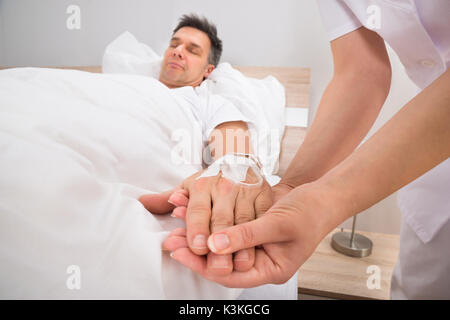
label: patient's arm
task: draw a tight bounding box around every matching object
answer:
[207,120,252,160]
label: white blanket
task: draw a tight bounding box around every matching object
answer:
[102,31,286,176]
[0,67,244,299]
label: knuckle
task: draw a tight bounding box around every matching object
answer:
[239,223,255,247]
[211,206,234,225]
[255,193,273,214]
[186,206,211,223]
[255,199,272,215]
[211,215,234,229]
[192,177,210,192]
[238,184,260,199]
[188,203,211,215]
[234,207,254,224]
[216,178,235,195]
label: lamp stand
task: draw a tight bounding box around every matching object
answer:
[331,215,373,257]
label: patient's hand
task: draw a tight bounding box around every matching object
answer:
[139,169,273,276]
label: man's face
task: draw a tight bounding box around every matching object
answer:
[159,27,215,88]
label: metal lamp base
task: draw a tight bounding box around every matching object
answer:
[331,231,373,257]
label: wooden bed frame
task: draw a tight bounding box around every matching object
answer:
[0,65,310,176]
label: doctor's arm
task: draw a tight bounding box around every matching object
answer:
[163,28,450,287]
[174,66,450,288]
[279,27,392,193]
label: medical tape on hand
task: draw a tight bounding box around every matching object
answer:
[196,153,264,187]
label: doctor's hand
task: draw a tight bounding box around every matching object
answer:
[139,167,273,276]
[165,182,337,288]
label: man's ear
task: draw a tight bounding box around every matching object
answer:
[203,64,215,79]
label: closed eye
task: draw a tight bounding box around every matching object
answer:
[189,48,200,55]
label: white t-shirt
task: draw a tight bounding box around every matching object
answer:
[171,86,250,144]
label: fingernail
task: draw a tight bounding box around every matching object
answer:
[167,194,178,206]
[171,206,186,219]
[168,194,178,206]
[169,252,175,259]
[208,233,230,253]
[192,234,207,249]
[211,255,231,269]
[168,191,185,204]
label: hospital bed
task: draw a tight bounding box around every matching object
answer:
[0,64,310,299]
[15,64,310,177]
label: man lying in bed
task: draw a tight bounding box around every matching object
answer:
[140,14,272,276]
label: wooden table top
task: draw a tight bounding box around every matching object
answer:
[298,228,400,300]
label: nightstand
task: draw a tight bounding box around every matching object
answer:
[297,228,400,300]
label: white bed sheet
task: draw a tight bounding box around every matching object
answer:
[0,67,296,299]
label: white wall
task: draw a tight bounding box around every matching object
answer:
[0,0,420,235]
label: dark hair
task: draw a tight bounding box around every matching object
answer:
[173,14,223,67]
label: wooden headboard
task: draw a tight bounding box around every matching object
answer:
[0,65,310,176]
[234,66,309,176]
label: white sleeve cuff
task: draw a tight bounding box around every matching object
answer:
[327,21,363,41]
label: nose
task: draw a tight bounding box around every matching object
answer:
[172,45,184,59]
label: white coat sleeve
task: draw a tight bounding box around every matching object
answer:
[317,0,363,41]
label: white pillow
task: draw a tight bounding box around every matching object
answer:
[102,31,286,175]
[102,31,162,77]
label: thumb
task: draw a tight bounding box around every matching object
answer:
[207,214,291,254]
[139,189,177,214]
